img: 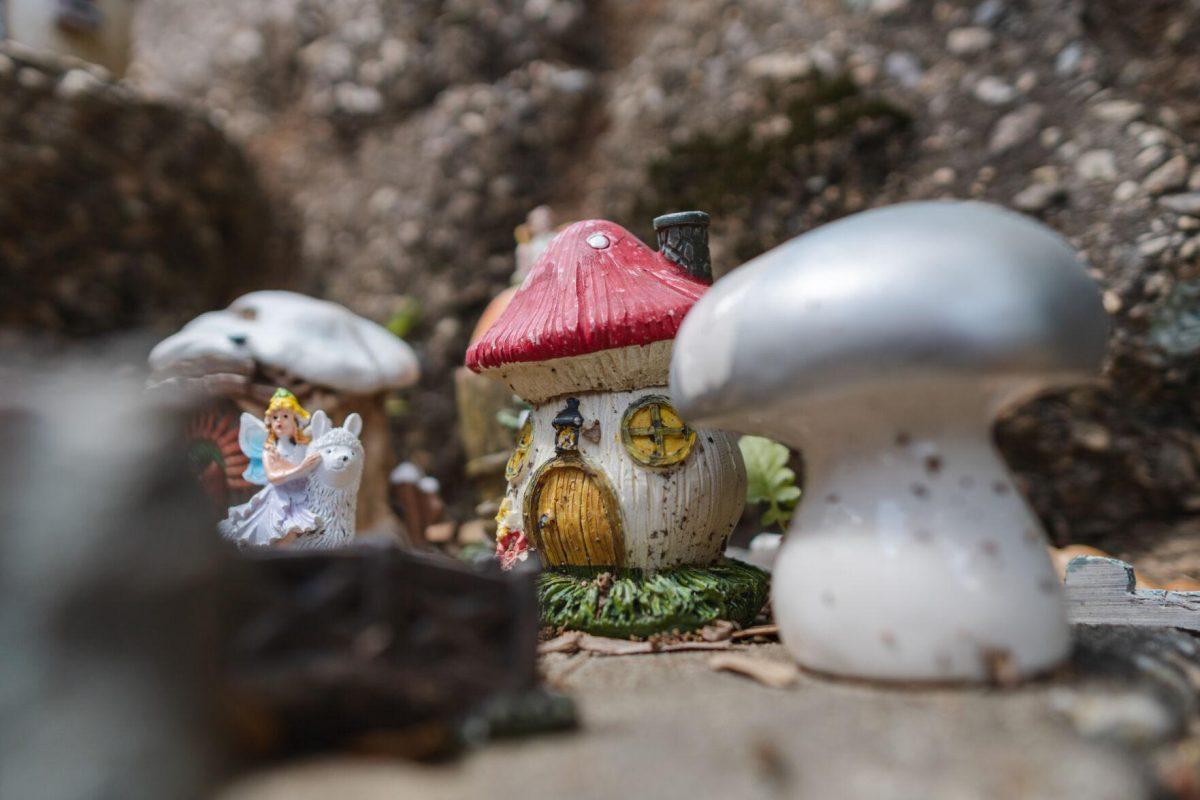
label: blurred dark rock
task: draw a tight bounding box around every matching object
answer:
[225,546,564,759]
[0,362,226,800]
[124,0,1200,548]
[0,45,295,337]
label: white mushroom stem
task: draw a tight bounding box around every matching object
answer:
[770,379,1069,683]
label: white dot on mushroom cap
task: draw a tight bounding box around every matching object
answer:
[586,233,611,249]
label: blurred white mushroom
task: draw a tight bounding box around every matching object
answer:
[3,0,138,76]
[670,201,1109,683]
[150,291,418,396]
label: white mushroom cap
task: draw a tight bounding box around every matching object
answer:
[670,201,1108,432]
[149,291,419,394]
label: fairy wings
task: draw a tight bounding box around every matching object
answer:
[237,413,269,485]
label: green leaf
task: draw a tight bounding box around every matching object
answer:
[738,435,802,529]
[385,295,422,339]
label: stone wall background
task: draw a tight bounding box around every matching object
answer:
[5,0,1200,567]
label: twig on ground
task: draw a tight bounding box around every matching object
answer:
[731,624,780,641]
[708,653,800,688]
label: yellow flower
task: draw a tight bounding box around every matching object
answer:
[494,497,513,541]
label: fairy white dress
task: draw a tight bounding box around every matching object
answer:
[218,414,322,547]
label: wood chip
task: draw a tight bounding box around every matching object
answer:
[731,624,779,641]
[700,620,736,641]
[708,653,800,688]
[423,521,456,544]
[537,632,582,655]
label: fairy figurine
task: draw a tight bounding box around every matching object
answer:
[218,388,323,547]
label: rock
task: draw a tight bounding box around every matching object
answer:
[1160,193,1200,215]
[946,27,994,56]
[0,45,293,336]
[55,68,102,98]
[1013,182,1064,213]
[1055,42,1084,75]
[1054,690,1179,745]
[867,0,910,16]
[0,361,228,800]
[1143,155,1189,195]
[1089,99,1145,124]
[883,51,922,88]
[1114,181,1140,202]
[1076,150,1119,182]
[746,51,813,81]
[1135,145,1167,171]
[1137,236,1172,257]
[973,75,1017,105]
[973,0,1005,26]
[989,104,1043,153]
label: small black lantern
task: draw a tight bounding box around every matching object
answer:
[552,397,584,454]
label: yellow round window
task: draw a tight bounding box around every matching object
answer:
[505,419,533,481]
[621,396,696,468]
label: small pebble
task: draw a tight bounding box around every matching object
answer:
[1076,150,1118,182]
[1054,690,1178,745]
[1134,145,1167,171]
[1055,43,1083,75]
[1039,127,1063,148]
[1143,155,1189,195]
[989,104,1043,153]
[1013,183,1063,213]
[1159,193,1200,215]
[974,76,1017,105]
[1137,236,1172,257]
[1113,181,1139,203]
[1089,99,1144,124]
[56,69,101,99]
[947,27,994,56]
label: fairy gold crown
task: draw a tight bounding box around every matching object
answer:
[266,387,310,421]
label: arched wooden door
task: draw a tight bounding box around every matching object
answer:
[525,458,624,567]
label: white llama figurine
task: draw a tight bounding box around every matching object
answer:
[296,411,365,549]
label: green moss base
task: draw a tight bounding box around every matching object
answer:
[537,558,770,639]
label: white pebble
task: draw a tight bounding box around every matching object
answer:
[1076,150,1118,182]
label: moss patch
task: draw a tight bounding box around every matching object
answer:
[630,73,912,263]
[538,558,770,638]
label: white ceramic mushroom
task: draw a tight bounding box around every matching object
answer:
[4,0,138,76]
[149,291,418,394]
[669,201,1109,683]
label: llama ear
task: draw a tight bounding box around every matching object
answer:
[343,412,362,438]
[309,410,330,439]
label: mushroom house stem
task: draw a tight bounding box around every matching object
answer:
[770,379,1068,683]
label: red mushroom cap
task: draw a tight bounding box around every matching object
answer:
[466,220,708,374]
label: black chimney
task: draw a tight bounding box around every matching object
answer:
[653,211,712,284]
